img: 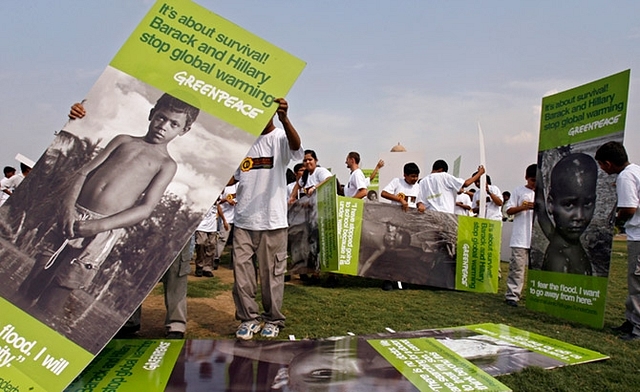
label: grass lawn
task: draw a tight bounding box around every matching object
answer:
[275,239,639,391]
[149,238,638,391]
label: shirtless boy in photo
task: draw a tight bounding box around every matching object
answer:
[537,153,597,275]
[17,93,199,320]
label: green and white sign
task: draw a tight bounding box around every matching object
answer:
[539,70,629,151]
[463,323,608,365]
[111,0,305,134]
[0,0,305,390]
[65,340,184,392]
[369,338,511,391]
[455,216,501,292]
[70,324,608,391]
[316,177,501,292]
[529,70,630,328]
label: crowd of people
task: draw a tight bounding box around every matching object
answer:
[281,139,640,343]
[7,96,639,345]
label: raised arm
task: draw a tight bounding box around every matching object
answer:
[463,165,485,188]
[274,98,301,151]
[369,160,385,181]
[359,242,386,275]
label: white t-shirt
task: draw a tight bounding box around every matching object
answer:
[0,177,12,206]
[197,206,218,232]
[234,127,304,230]
[382,177,419,208]
[219,184,237,225]
[416,172,464,213]
[473,184,503,221]
[616,163,640,241]
[345,168,367,198]
[507,185,535,248]
[454,193,472,216]
[299,166,332,189]
[287,182,296,201]
[6,173,24,190]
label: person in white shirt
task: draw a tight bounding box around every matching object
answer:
[0,166,16,206]
[287,164,305,202]
[504,164,536,307]
[4,163,31,195]
[596,141,640,340]
[472,174,504,221]
[231,98,303,340]
[381,162,420,212]
[416,159,484,214]
[288,150,332,203]
[454,191,473,216]
[344,151,368,199]
[378,162,421,291]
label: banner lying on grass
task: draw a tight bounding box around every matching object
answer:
[67,323,608,391]
[0,0,305,390]
[296,177,501,292]
[528,70,630,328]
[65,339,185,392]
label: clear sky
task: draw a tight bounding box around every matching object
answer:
[2,0,639,193]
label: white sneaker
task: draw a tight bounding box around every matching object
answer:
[236,320,261,340]
[260,322,280,338]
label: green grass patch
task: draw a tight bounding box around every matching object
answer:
[187,278,233,298]
[152,277,232,298]
[280,239,640,391]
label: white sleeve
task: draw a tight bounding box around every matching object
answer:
[383,178,398,194]
[617,171,640,208]
[354,170,368,190]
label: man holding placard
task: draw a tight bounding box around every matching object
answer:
[231,98,303,340]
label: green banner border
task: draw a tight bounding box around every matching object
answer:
[369,337,511,391]
[0,297,93,391]
[65,339,185,391]
[455,216,501,293]
[463,323,608,364]
[110,0,306,136]
[539,70,630,151]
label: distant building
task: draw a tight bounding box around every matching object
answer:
[390,143,407,152]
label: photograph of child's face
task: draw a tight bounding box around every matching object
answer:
[145,107,190,144]
[548,154,597,243]
[530,132,624,276]
[549,186,596,242]
[287,343,410,392]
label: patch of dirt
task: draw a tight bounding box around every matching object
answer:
[137,264,238,339]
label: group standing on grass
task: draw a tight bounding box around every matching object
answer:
[8,95,638,346]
